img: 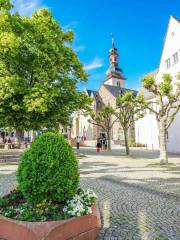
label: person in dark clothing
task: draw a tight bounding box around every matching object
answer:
[96,139,102,152]
[104,139,107,150]
[76,136,80,150]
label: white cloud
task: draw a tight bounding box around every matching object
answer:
[84,57,103,71]
[62,21,78,31]
[73,45,86,53]
[12,0,43,16]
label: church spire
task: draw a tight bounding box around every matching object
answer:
[104,35,126,87]
[111,33,115,48]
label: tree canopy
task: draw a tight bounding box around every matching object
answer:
[141,73,180,163]
[116,91,144,155]
[0,1,90,132]
[88,105,115,150]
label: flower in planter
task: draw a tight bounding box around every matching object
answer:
[0,133,98,222]
[63,189,97,217]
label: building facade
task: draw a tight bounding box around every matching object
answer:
[71,38,137,143]
[135,16,180,153]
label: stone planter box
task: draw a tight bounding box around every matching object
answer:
[0,205,101,240]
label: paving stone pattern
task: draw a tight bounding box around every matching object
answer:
[79,148,180,240]
[0,147,180,240]
[81,178,180,240]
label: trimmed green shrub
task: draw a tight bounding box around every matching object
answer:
[17,132,79,205]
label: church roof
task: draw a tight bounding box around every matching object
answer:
[103,84,138,97]
[86,89,103,110]
[86,89,97,97]
[86,89,102,101]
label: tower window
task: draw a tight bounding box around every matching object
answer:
[117,81,120,87]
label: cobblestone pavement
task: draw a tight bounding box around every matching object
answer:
[0,163,17,196]
[79,147,180,240]
[0,148,180,240]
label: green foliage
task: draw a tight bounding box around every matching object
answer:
[88,105,115,150]
[142,75,155,89]
[128,139,146,147]
[89,105,115,129]
[0,200,64,221]
[0,188,97,221]
[0,198,9,207]
[128,138,136,147]
[17,132,79,205]
[159,74,173,96]
[141,73,180,125]
[116,91,144,155]
[141,72,180,163]
[0,0,13,11]
[0,3,90,131]
[177,72,180,80]
[91,106,114,124]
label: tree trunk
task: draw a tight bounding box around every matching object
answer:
[31,131,36,142]
[159,120,168,164]
[107,131,111,151]
[123,128,130,155]
[15,129,24,144]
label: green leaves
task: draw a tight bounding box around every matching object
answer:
[17,132,79,205]
[159,74,172,96]
[0,0,13,12]
[141,72,180,129]
[89,105,115,130]
[116,91,143,130]
[142,75,155,90]
[0,2,89,131]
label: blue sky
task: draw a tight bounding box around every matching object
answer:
[13,0,180,91]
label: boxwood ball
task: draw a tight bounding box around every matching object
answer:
[17,132,79,204]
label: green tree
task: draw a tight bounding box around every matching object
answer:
[141,73,180,164]
[0,1,89,142]
[116,91,144,155]
[88,106,116,151]
[0,0,13,11]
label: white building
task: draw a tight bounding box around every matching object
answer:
[135,16,180,153]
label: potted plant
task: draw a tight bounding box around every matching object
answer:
[0,132,101,240]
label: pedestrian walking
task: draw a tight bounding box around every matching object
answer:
[76,136,80,150]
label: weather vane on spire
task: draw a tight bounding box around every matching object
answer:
[111,32,115,48]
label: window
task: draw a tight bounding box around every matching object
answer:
[165,58,171,69]
[172,52,178,64]
[117,81,120,87]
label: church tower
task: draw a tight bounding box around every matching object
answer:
[104,36,126,87]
